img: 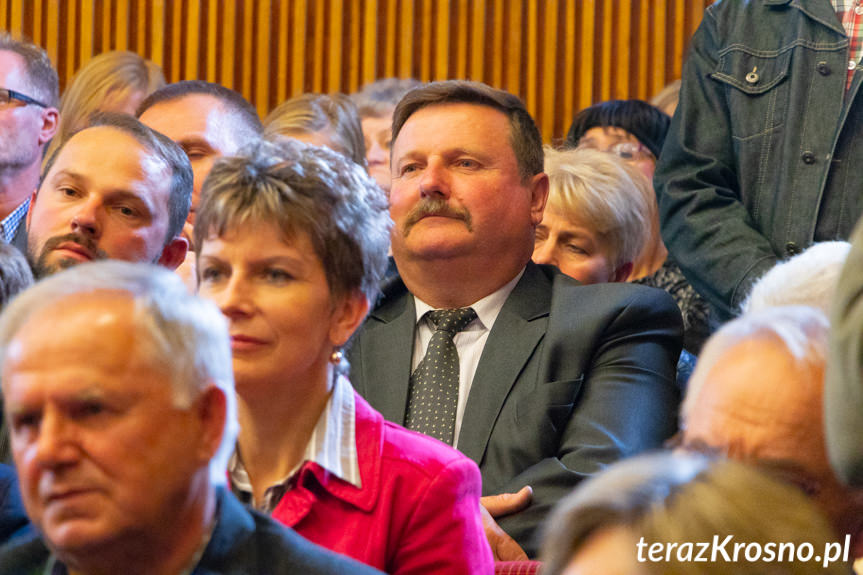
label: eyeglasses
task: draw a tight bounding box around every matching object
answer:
[577,140,656,162]
[0,87,49,108]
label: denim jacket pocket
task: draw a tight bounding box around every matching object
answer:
[711,47,791,141]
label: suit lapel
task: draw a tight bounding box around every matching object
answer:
[456,263,552,463]
[360,279,416,425]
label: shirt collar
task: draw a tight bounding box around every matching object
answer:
[1,198,29,244]
[414,267,525,332]
[228,373,361,513]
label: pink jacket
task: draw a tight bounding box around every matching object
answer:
[270,392,494,574]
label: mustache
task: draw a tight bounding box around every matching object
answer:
[42,232,104,257]
[30,232,109,279]
[402,198,472,237]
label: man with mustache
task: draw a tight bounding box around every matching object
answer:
[348,80,683,559]
[0,112,193,466]
[25,112,191,278]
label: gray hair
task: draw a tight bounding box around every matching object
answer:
[0,244,33,311]
[681,305,829,426]
[0,33,58,107]
[543,146,651,269]
[742,241,851,315]
[542,452,844,575]
[264,93,367,168]
[41,112,193,245]
[194,138,391,305]
[351,77,423,118]
[0,261,237,485]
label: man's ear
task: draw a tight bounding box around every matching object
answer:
[528,173,549,227]
[329,290,370,348]
[193,384,228,464]
[157,235,189,270]
[38,107,59,146]
[612,261,634,283]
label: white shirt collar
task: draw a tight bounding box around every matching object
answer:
[228,374,361,513]
[413,268,525,330]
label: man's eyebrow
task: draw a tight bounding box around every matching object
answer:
[47,169,86,185]
[177,135,218,148]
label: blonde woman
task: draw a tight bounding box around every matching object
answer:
[45,51,164,161]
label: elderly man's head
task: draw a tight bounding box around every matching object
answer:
[137,80,263,226]
[0,261,236,573]
[742,241,851,315]
[26,113,192,278]
[680,306,863,557]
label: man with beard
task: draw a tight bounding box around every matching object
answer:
[26,112,190,278]
[0,112,191,464]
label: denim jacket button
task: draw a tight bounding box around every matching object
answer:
[785,242,802,257]
[745,71,759,84]
[801,151,816,164]
[817,62,831,76]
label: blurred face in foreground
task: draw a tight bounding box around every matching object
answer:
[3,294,221,565]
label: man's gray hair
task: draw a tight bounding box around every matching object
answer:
[0,33,58,107]
[742,241,851,315]
[41,112,193,245]
[681,305,829,426]
[351,77,423,118]
[0,261,238,485]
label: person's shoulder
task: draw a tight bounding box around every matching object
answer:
[242,508,384,574]
[549,268,679,314]
[0,532,50,575]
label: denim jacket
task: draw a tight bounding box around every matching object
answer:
[655,0,861,322]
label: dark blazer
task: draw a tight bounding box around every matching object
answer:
[0,464,29,546]
[349,262,683,556]
[9,217,26,255]
[0,488,384,574]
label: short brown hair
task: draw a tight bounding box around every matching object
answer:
[194,139,390,304]
[392,80,543,181]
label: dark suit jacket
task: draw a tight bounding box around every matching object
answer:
[0,487,383,574]
[0,464,29,546]
[349,262,683,556]
[9,217,26,255]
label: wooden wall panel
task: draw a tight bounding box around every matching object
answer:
[1,0,711,141]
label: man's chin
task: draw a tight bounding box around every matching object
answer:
[31,256,86,279]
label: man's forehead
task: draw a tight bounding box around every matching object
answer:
[394,102,512,152]
[45,126,169,191]
[687,338,823,443]
[0,50,30,88]
[140,94,239,152]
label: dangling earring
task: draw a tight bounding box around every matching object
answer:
[330,349,344,364]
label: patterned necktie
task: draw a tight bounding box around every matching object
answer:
[405,307,478,444]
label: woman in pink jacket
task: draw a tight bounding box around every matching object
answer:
[194,138,493,575]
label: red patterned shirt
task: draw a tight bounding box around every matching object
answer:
[833,0,863,89]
